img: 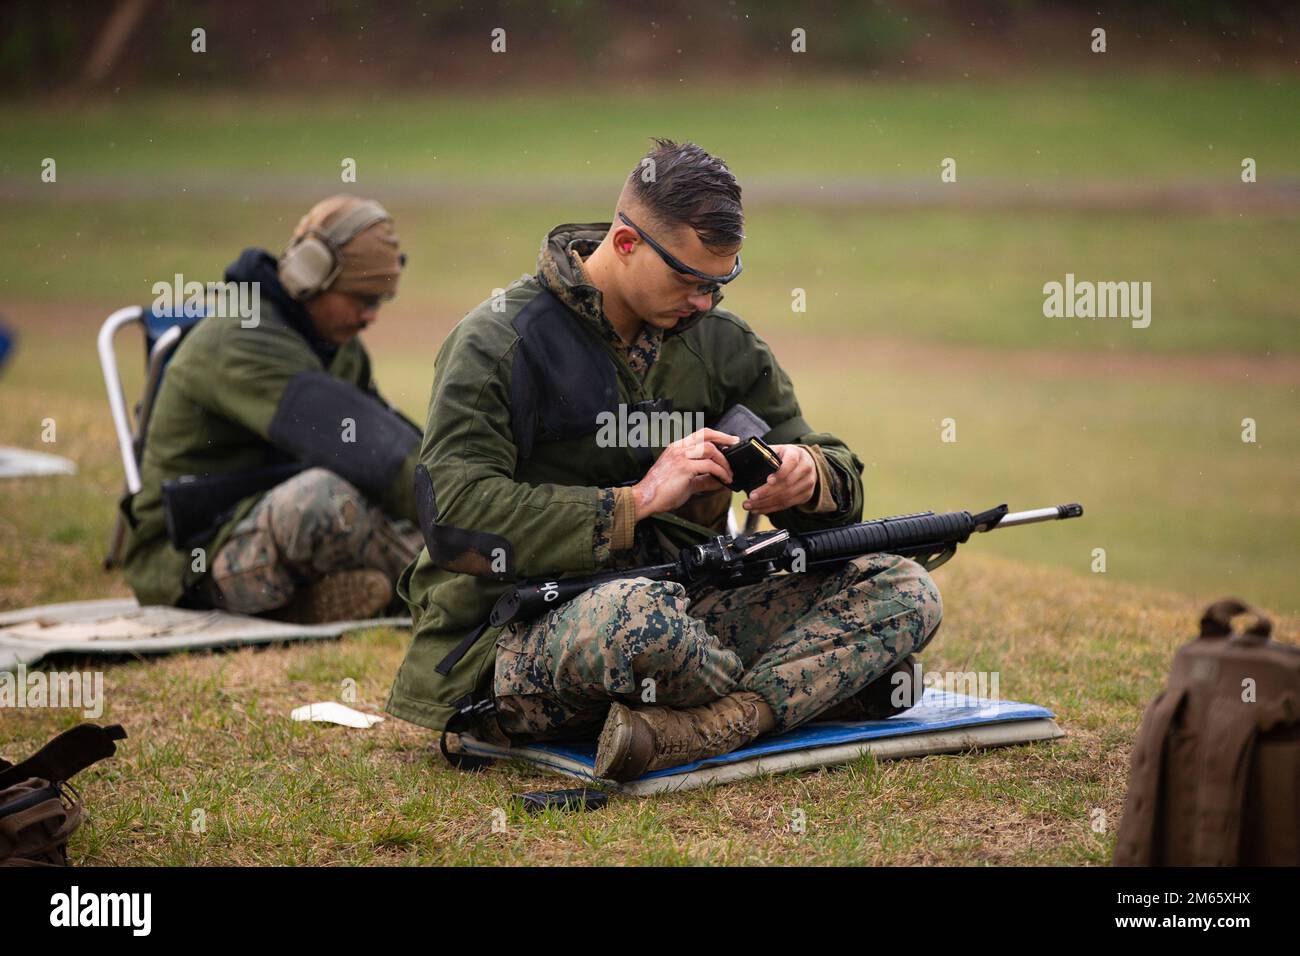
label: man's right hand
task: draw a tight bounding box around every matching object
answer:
[631,428,737,521]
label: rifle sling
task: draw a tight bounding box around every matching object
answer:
[435,618,493,676]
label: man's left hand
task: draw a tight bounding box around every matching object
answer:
[742,444,816,515]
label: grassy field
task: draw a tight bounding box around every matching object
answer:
[4,202,1299,354]
[4,76,1299,179]
[7,557,1284,866]
[1,76,1297,865]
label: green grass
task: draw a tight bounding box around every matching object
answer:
[3,557,1229,866]
[4,202,1298,355]
[793,357,1300,614]
[3,75,1299,180]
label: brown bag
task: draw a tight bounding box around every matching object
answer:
[0,723,127,867]
[1114,599,1300,866]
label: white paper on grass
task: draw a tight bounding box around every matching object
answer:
[290,701,385,728]
[0,447,77,478]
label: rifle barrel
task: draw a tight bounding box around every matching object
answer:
[994,503,1083,529]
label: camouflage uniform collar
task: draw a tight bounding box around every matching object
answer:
[535,222,717,343]
[536,222,610,334]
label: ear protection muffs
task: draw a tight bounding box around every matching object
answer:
[278,200,393,301]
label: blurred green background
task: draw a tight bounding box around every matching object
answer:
[1,2,1297,612]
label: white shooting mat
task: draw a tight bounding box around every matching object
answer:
[0,598,409,669]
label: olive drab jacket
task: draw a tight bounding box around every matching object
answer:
[385,223,866,732]
[120,249,420,607]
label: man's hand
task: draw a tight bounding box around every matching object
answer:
[742,444,816,515]
[632,428,736,520]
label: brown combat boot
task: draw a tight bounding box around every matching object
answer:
[272,569,392,624]
[816,654,922,722]
[594,691,776,782]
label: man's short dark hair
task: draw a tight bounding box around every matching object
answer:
[625,138,744,252]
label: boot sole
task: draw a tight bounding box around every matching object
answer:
[594,703,637,781]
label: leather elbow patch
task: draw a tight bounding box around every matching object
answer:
[414,464,515,580]
[268,371,419,497]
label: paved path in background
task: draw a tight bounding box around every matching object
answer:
[4,174,1299,212]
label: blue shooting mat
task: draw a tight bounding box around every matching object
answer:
[458,688,1064,795]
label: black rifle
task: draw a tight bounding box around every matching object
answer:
[490,502,1083,628]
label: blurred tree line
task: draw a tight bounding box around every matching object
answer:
[2,0,1295,94]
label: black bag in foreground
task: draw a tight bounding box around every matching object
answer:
[0,723,127,867]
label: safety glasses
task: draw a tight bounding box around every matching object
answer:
[617,212,742,295]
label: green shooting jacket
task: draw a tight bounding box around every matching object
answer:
[386,223,866,732]
[120,249,419,607]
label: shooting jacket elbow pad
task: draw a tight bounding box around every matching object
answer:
[267,371,419,498]
[413,463,516,580]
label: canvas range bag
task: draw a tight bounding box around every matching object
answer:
[1114,599,1300,866]
[0,723,127,867]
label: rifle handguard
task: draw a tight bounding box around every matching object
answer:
[487,502,1081,629]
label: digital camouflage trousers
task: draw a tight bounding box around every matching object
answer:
[493,551,943,741]
[204,467,422,615]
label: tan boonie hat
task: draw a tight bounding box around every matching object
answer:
[284,194,403,299]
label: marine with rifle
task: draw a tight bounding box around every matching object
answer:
[387,139,955,780]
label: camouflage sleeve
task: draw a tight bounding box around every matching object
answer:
[595,486,638,565]
[611,487,637,551]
